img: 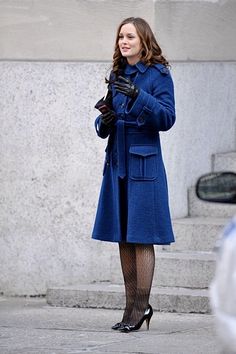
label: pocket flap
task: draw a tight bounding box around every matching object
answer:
[129,145,158,157]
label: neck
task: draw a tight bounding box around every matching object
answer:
[127,58,140,66]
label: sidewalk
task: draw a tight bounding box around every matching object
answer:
[0,296,221,354]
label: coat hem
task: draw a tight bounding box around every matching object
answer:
[92,234,175,245]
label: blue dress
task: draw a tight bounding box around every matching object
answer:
[92,61,176,244]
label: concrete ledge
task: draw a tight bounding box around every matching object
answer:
[172,217,226,252]
[0,0,155,60]
[46,283,211,313]
[155,251,216,289]
[110,250,216,289]
[189,187,236,218]
[0,0,235,60]
[213,151,236,173]
[155,0,236,61]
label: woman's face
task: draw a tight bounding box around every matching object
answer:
[118,23,142,65]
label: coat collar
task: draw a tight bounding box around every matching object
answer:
[124,61,149,75]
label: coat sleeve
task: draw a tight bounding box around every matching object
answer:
[94,115,112,139]
[94,72,115,139]
[125,67,176,131]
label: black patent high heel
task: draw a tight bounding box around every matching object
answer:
[111,322,126,330]
[119,304,153,333]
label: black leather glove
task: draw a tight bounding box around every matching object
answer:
[114,76,139,99]
[101,110,116,126]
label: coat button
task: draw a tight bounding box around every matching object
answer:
[160,67,169,75]
[138,116,145,124]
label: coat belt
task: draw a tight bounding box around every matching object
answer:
[116,120,144,178]
[116,119,156,178]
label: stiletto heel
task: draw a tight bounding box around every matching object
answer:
[146,316,151,330]
[119,305,153,333]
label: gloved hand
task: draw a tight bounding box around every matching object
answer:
[101,110,116,126]
[114,76,139,99]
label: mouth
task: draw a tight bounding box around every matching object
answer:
[121,47,130,51]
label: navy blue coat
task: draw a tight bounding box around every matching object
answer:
[92,61,176,244]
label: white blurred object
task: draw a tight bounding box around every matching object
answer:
[210,217,236,353]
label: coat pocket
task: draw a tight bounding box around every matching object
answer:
[129,145,158,181]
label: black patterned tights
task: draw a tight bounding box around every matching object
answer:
[119,243,155,325]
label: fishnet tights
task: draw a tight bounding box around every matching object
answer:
[119,243,155,325]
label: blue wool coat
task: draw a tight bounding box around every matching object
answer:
[92,61,176,244]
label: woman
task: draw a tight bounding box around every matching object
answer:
[92,17,176,332]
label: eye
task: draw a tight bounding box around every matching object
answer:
[118,34,124,39]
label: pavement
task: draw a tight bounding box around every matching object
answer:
[0,296,223,354]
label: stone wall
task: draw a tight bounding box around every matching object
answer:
[0,0,236,294]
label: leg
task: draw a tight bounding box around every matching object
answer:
[119,242,137,323]
[129,244,155,325]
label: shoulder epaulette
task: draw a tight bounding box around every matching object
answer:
[153,64,170,75]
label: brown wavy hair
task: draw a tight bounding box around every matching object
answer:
[112,17,169,77]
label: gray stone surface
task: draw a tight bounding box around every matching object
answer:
[171,217,226,252]
[110,250,216,289]
[188,187,236,218]
[155,0,236,61]
[1,61,236,295]
[0,0,235,61]
[0,61,114,295]
[155,251,216,289]
[0,297,221,354]
[0,0,155,61]
[162,62,236,218]
[213,152,236,173]
[46,283,211,314]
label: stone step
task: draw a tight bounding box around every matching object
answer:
[170,217,227,252]
[188,187,236,218]
[46,283,210,313]
[110,250,216,289]
[213,151,236,173]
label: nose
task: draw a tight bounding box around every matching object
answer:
[121,36,128,45]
